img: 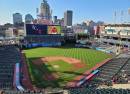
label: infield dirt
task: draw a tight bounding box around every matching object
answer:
[32,56,86,81]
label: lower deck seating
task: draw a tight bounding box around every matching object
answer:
[69,88,130,94]
[0,45,21,89]
[94,58,129,83]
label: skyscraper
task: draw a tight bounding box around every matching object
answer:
[39,0,51,20]
[64,10,73,26]
[13,13,22,25]
[53,16,57,24]
[37,0,52,24]
[25,14,34,23]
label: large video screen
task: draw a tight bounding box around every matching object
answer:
[48,25,61,34]
[26,24,47,35]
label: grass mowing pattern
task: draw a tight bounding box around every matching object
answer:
[46,60,77,86]
[24,47,111,88]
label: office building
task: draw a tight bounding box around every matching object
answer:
[40,0,51,20]
[53,16,57,24]
[13,13,23,25]
[25,14,34,23]
[64,10,73,26]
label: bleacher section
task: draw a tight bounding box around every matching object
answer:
[122,59,130,81]
[0,89,66,94]
[0,46,21,89]
[1,88,130,94]
[68,88,130,94]
[0,90,43,94]
[114,51,130,83]
[95,58,129,84]
[116,50,130,58]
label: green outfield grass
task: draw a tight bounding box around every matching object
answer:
[24,47,112,88]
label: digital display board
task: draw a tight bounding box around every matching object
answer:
[48,25,61,34]
[26,24,47,35]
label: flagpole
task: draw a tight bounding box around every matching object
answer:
[128,8,130,23]
[114,11,117,24]
[121,10,124,24]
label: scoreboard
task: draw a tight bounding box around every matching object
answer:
[48,25,61,34]
[26,24,61,36]
[26,24,47,35]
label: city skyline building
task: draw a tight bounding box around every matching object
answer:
[57,18,64,26]
[53,16,57,24]
[13,13,23,25]
[25,14,34,23]
[83,20,96,27]
[64,10,73,26]
[37,0,52,24]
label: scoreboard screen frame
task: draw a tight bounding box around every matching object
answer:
[26,24,47,35]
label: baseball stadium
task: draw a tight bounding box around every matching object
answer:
[1,0,130,93]
[20,23,112,89]
[1,23,130,94]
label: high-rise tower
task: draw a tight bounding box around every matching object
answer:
[13,13,23,25]
[38,0,52,20]
[25,14,34,23]
[37,0,52,24]
[64,10,73,26]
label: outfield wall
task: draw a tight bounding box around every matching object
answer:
[95,47,112,54]
[23,35,64,48]
[25,42,61,48]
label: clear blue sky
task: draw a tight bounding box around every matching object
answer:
[0,0,130,25]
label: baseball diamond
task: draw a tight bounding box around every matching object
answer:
[24,47,111,88]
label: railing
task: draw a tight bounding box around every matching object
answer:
[76,69,99,87]
[14,63,25,91]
